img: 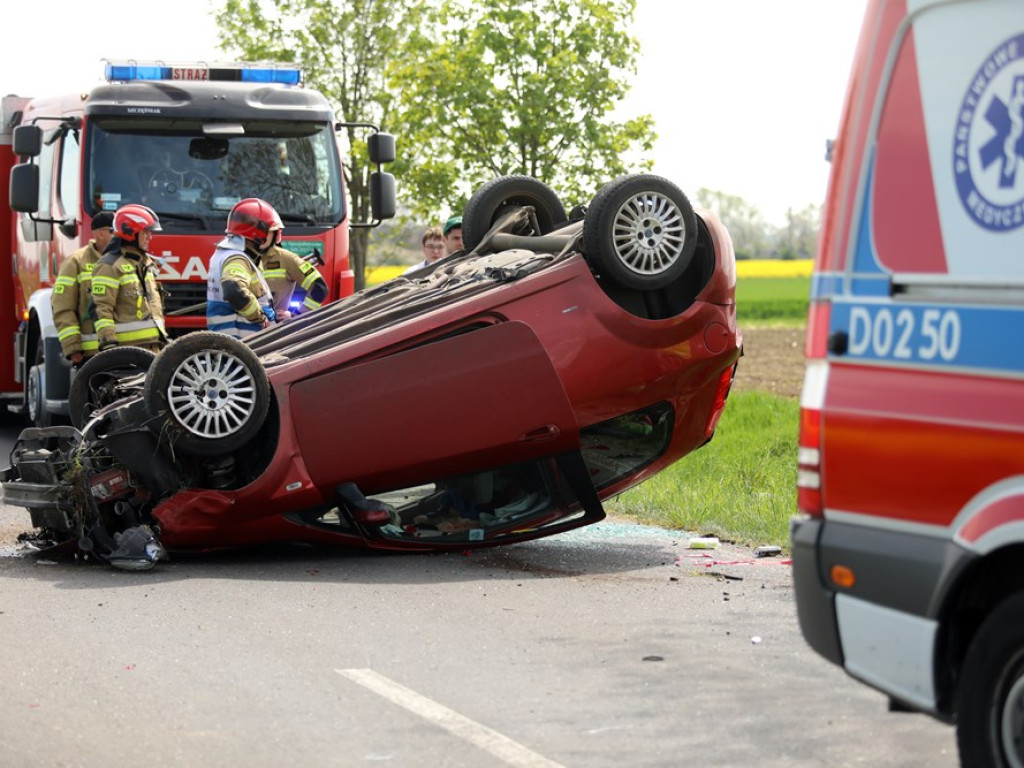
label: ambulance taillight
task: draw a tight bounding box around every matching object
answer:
[797,349,829,517]
[797,406,823,517]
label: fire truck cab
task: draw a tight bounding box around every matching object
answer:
[1,60,396,426]
[791,0,1024,763]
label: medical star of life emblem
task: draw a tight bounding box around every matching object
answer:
[954,33,1024,232]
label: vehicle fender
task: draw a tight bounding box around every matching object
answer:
[951,476,1024,555]
[26,287,71,404]
[27,287,57,340]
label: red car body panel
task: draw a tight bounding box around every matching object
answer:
[148,214,740,552]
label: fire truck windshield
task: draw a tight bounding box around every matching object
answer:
[85,118,345,229]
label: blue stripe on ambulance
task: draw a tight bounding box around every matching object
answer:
[830,299,1024,375]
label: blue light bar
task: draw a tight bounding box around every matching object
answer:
[103,60,302,86]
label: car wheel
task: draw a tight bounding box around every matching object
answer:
[143,332,270,458]
[957,593,1024,767]
[462,175,568,252]
[68,347,156,429]
[583,174,698,291]
[26,339,52,428]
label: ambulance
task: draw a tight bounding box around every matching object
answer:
[791,0,1024,764]
[1,60,396,427]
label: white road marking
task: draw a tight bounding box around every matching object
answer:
[336,668,565,768]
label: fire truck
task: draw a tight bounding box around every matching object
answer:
[792,0,1024,764]
[1,60,396,427]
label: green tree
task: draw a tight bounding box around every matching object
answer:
[774,203,820,260]
[389,0,655,219]
[215,0,425,289]
[696,188,771,260]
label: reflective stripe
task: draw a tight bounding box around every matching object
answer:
[303,296,322,311]
[240,297,260,318]
[115,327,162,343]
[300,271,320,291]
[57,325,81,340]
[207,302,263,338]
[95,318,115,331]
[76,272,93,284]
[263,268,287,280]
[92,276,120,291]
[55,276,76,287]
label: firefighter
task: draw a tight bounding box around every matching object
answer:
[51,211,115,365]
[206,198,280,338]
[91,204,167,352]
[261,240,328,319]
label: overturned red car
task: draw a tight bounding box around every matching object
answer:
[1,174,740,569]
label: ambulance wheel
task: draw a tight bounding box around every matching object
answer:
[143,332,270,458]
[69,347,156,429]
[583,174,698,291]
[957,592,1024,767]
[462,175,567,252]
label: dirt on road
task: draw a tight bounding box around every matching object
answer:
[731,325,806,399]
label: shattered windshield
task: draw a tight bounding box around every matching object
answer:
[85,118,344,228]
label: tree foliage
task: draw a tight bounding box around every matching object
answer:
[697,187,820,261]
[388,0,656,218]
[215,0,425,288]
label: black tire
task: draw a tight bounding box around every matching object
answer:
[957,593,1024,767]
[462,175,567,252]
[25,339,51,429]
[583,174,698,291]
[143,332,270,458]
[68,347,156,429]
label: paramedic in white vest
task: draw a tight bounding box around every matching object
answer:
[206,198,280,338]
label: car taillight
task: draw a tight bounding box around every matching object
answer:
[704,365,736,438]
[797,360,828,517]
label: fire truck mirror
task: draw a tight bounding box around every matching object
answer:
[367,133,395,165]
[10,163,40,213]
[12,124,41,157]
[370,171,396,221]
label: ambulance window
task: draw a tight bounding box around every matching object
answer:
[57,129,80,221]
[871,3,1024,278]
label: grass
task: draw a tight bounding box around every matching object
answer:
[736,275,810,323]
[612,269,808,544]
[608,391,800,546]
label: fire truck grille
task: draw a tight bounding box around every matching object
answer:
[161,282,207,318]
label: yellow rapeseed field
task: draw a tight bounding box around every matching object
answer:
[735,259,812,278]
[365,259,813,287]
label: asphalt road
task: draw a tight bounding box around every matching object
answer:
[0,422,958,767]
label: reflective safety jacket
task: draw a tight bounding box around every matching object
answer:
[206,235,274,339]
[91,245,167,351]
[261,245,328,316]
[51,240,103,359]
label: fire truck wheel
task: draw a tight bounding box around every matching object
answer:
[143,332,270,458]
[583,174,698,291]
[25,341,52,429]
[462,176,567,253]
[69,347,156,429]
[956,592,1024,767]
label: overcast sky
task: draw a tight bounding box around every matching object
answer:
[1,0,869,225]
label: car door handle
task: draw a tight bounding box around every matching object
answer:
[517,424,561,444]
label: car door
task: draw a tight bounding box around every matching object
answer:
[290,320,581,493]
